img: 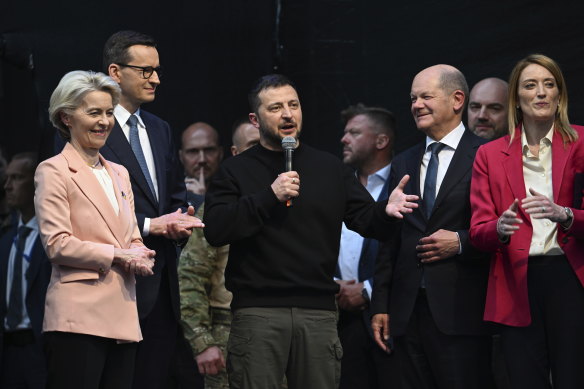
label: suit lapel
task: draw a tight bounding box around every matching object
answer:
[0,225,17,311]
[104,120,158,208]
[25,237,43,295]
[405,143,427,229]
[551,130,572,202]
[502,129,530,223]
[102,159,133,246]
[433,130,476,211]
[141,113,165,212]
[62,144,126,247]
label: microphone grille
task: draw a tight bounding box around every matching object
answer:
[281,136,296,150]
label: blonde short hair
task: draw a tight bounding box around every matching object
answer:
[48,70,121,141]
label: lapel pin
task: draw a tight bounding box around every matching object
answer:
[121,191,126,199]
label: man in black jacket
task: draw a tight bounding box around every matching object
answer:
[371,64,494,389]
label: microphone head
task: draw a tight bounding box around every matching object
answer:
[281,136,296,150]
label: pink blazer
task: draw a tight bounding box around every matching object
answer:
[470,124,584,327]
[34,142,143,342]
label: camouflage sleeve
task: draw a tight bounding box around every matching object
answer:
[178,204,218,355]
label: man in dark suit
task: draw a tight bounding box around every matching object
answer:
[99,30,203,389]
[0,152,51,389]
[371,65,494,389]
[336,104,396,389]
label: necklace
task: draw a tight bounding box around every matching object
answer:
[87,160,101,168]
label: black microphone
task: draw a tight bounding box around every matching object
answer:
[281,136,296,207]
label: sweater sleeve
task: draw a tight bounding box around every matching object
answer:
[342,164,395,242]
[203,165,280,247]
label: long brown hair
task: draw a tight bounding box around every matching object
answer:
[507,54,576,143]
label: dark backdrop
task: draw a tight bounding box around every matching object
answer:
[1,0,583,161]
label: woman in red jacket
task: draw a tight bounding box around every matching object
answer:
[470,54,584,389]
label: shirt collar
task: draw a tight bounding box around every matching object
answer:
[373,163,391,181]
[18,215,38,232]
[114,105,144,127]
[425,122,465,151]
[354,163,391,184]
[521,124,554,156]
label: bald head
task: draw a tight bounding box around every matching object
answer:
[467,78,509,139]
[231,122,260,156]
[179,122,223,181]
[410,65,468,139]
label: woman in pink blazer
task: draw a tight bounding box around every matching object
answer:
[470,54,584,389]
[35,71,156,389]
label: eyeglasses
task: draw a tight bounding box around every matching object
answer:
[116,63,162,79]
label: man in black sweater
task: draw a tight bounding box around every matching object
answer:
[204,75,417,389]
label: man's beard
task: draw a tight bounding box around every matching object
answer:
[258,123,301,149]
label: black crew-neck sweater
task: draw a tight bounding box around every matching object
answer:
[204,143,391,311]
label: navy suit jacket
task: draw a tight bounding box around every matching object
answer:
[372,130,491,337]
[100,110,188,320]
[0,220,51,359]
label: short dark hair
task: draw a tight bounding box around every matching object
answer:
[248,74,297,114]
[103,30,156,72]
[341,103,396,141]
[11,152,38,175]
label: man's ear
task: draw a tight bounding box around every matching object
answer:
[108,64,121,82]
[249,113,260,128]
[452,90,466,112]
[376,133,390,150]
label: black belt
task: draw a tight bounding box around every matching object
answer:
[3,329,35,346]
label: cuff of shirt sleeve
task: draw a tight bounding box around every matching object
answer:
[364,280,373,300]
[143,218,150,236]
[456,232,462,255]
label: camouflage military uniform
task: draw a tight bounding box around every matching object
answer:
[179,204,232,389]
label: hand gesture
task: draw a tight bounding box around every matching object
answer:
[385,175,419,218]
[522,188,569,223]
[416,229,460,263]
[150,206,204,240]
[185,169,206,195]
[497,199,522,239]
[271,171,300,202]
[114,246,156,276]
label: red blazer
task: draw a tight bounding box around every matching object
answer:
[470,124,584,327]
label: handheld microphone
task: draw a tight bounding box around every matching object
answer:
[281,136,296,207]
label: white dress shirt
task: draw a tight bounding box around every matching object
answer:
[419,122,465,254]
[521,125,563,256]
[419,122,466,197]
[114,105,158,235]
[337,164,391,296]
[4,216,39,330]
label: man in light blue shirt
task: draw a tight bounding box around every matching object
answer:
[336,104,396,389]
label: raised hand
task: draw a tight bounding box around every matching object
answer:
[385,175,419,218]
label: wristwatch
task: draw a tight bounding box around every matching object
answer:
[563,207,574,227]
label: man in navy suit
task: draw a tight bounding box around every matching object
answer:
[100,31,203,389]
[336,104,396,389]
[371,65,493,389]
[0,152,51,389]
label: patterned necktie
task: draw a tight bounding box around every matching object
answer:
[6,225,32,330]
[423,142,446,218]
[128,115,157,199]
